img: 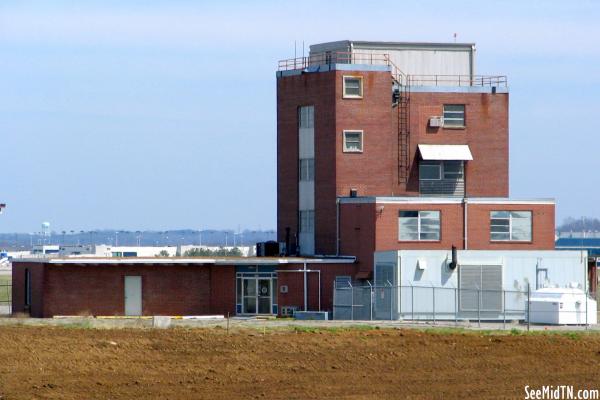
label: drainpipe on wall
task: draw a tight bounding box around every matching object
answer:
[336,198,341,256]
[463,197,468,250]
[303,262,308,311]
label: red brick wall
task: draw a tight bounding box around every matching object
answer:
[339,202,376,277]
[407,92,509,197]
[374,203,465,251]
[11,262,237,318]
[276,263,357,314]
[277,69,510,256]
[11,262,45,317]
[277,71,337,253]
[467,203,555,250]
[334,71,395,198]
[339,201,555,274]
[209,265,236,316]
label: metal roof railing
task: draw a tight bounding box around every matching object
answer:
[278,51,507,87]
[407,74,507,87]
[278,51,392,70]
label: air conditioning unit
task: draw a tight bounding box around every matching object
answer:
[429,116,443,127]
[280,305,299,317]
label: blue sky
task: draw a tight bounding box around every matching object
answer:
[1,0,599,233]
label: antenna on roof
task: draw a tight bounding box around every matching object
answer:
[294,40,297,59]
[453,33,457,43]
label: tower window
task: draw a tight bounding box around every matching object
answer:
[343,76,363,98]
[443,104,465,127]
[343,130,363,153]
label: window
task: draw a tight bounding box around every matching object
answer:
[419,161,464,180]
[299,106,314,129]
[443,104,465,127]
[343,76,363,98]
[442,161,464,179]
[299,159,314,181]
[299,210,315,233]
[24,268,31,307]
[399,210,440,241]
[343,130,363,152]
[419,162,442,180]
[490,211,532,241]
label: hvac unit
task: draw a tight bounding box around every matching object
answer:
[528,288,597,325]
[429,116,443,127]
[280,306,299,317]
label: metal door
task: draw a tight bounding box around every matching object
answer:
[242,278,257,314]
[257,279,272,314]
[124,276,142,316]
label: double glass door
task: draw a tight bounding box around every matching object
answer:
[242,278,272,314]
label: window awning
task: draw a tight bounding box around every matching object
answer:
[418,144,473,161]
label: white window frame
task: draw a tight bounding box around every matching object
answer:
[490,211,532,242]
[299,158,314,181]
[419,161,464,181]
[342,76,363,99]
[443,104,465,127]
[342,130,363,153]
[398,210,441,241]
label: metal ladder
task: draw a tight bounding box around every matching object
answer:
[386,55,411,185]
[396,82,410,184]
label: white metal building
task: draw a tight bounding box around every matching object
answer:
[372,250,588,321]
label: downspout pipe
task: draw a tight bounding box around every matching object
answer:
[463,197,468,250]
[336,198,340,256]
[303,262,308,311]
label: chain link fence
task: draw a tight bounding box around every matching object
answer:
[333,281,596,327]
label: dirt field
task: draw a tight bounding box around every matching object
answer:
[0,326,599,399]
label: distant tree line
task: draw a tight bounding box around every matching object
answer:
[183,247,243,257]
[557,217,600,232]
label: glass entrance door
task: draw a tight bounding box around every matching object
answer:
[257,279,272,314]
[242,278,273,315]
[242,278,257,314]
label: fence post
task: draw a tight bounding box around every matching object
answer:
[432,286,436,324]
[586,288,588,330]
[411,284,414,321]
[503,290,506,330]
[368,281,373,321]
[350,282,354,321]
[389,283,393,321]
[477,289,481,328]
[527,284,530,332]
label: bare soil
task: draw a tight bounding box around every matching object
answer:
[0,326,599,399]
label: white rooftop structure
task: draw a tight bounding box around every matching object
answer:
[309,40,475,77]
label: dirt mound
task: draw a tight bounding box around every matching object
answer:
[0,326,598,399]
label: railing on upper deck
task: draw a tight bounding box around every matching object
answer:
[278,51,391,71]
[407,75,507,87]
[278,51,506,87]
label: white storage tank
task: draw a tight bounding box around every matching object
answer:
[528,288,597,325]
